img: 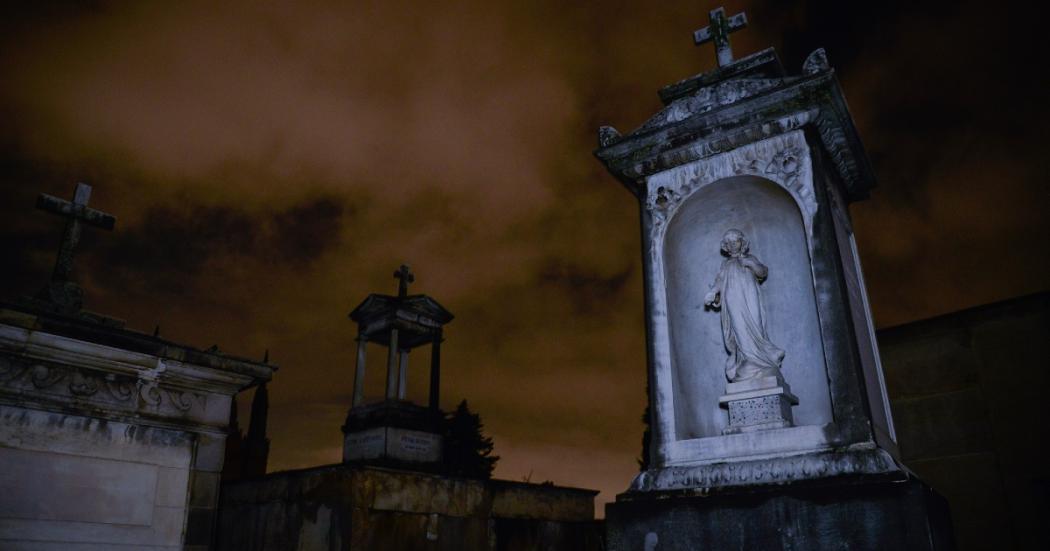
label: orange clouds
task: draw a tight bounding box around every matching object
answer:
[1,0,1046,510]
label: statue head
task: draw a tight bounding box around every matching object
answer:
[720,229,749,257]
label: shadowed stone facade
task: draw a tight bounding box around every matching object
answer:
[878,292,1050,551]
[0,302,274,550]
[216,465,600,551]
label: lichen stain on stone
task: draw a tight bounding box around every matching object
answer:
[122,423,189,448]
[2,408,32,427]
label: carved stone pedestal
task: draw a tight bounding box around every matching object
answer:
[342,400,445,470]
[719,376,798,434]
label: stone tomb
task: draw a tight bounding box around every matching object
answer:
[594,7,952,550]
[606,97,896,492]
[342,265,452,468]
[0,297,274,551]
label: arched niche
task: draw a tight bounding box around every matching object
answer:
[663,175,831,440]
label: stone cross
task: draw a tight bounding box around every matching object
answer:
[36,183,115,285]
[693,7,748,67]
[393,264,414,298]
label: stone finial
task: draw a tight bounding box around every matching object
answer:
[394,264,415,298]
[803,48,830,75]
[693,7,748,67]
[598,126,622,148]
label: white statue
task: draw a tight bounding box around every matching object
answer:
[703,229,785,383]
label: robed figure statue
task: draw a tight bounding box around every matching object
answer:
[703,229,786,383]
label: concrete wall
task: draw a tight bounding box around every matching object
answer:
[216,465,601,551]
[0,405,193,550]
[879,292,1049,551]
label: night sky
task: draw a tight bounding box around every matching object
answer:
[2,1,1047,510]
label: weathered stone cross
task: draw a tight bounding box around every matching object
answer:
[393,264,414,298]
[693,7,748,67]
[37,183,115,285]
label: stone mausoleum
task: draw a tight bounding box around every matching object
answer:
[0,184,275,549]
[595,7,952,549]
[341,265,451,469]
[214,267,601,550]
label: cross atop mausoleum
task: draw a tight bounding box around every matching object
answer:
[34,183,116,311]
[394,264,414,298]
[37,183,115,284]
[693,7,748,67]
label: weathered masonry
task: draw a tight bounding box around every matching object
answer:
[595,7,952,550]
[217,465,600,551]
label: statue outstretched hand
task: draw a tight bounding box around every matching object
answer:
[704,288,721,309]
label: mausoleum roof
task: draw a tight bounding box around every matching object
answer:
[349,293,453,348]
[595,46,876,203]
[0,299,275,381]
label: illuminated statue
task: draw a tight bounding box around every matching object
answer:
[703,229,785,382]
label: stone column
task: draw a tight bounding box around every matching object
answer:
[397,349,409,399]
[385,329,399,399]
[352,335,367,407]
[428,332,442,410]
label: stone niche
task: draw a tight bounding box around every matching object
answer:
[608,124,901,490]
[663,173,831,441]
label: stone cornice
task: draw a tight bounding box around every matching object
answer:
[595,68,876,203]
[628,447,901,493]
[0,322,272,432]
[0,302,276,378]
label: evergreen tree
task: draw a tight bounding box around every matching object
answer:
[444,399,499,479]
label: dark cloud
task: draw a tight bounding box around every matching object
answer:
[536,257,634,316]
[90,194,350,295]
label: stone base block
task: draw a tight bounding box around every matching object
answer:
[606,475,956,551]
[719,383,798,435]
[343,426,443,464]
[631,447,899,492]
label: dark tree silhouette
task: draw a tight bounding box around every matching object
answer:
[444,399,499,479]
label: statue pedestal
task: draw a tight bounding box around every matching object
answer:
[719,376,798,434]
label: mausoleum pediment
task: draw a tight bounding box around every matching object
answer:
[596,45,874,204]
[633,77,791,135]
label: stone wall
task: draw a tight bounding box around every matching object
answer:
[879,292,1049,551]
[216,464,602,551]
[0,406,194,550]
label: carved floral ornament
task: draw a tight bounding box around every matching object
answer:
[642,78,785,131]
[644,131,817,228]
[0,355,203,413]
[632,448,896,491]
